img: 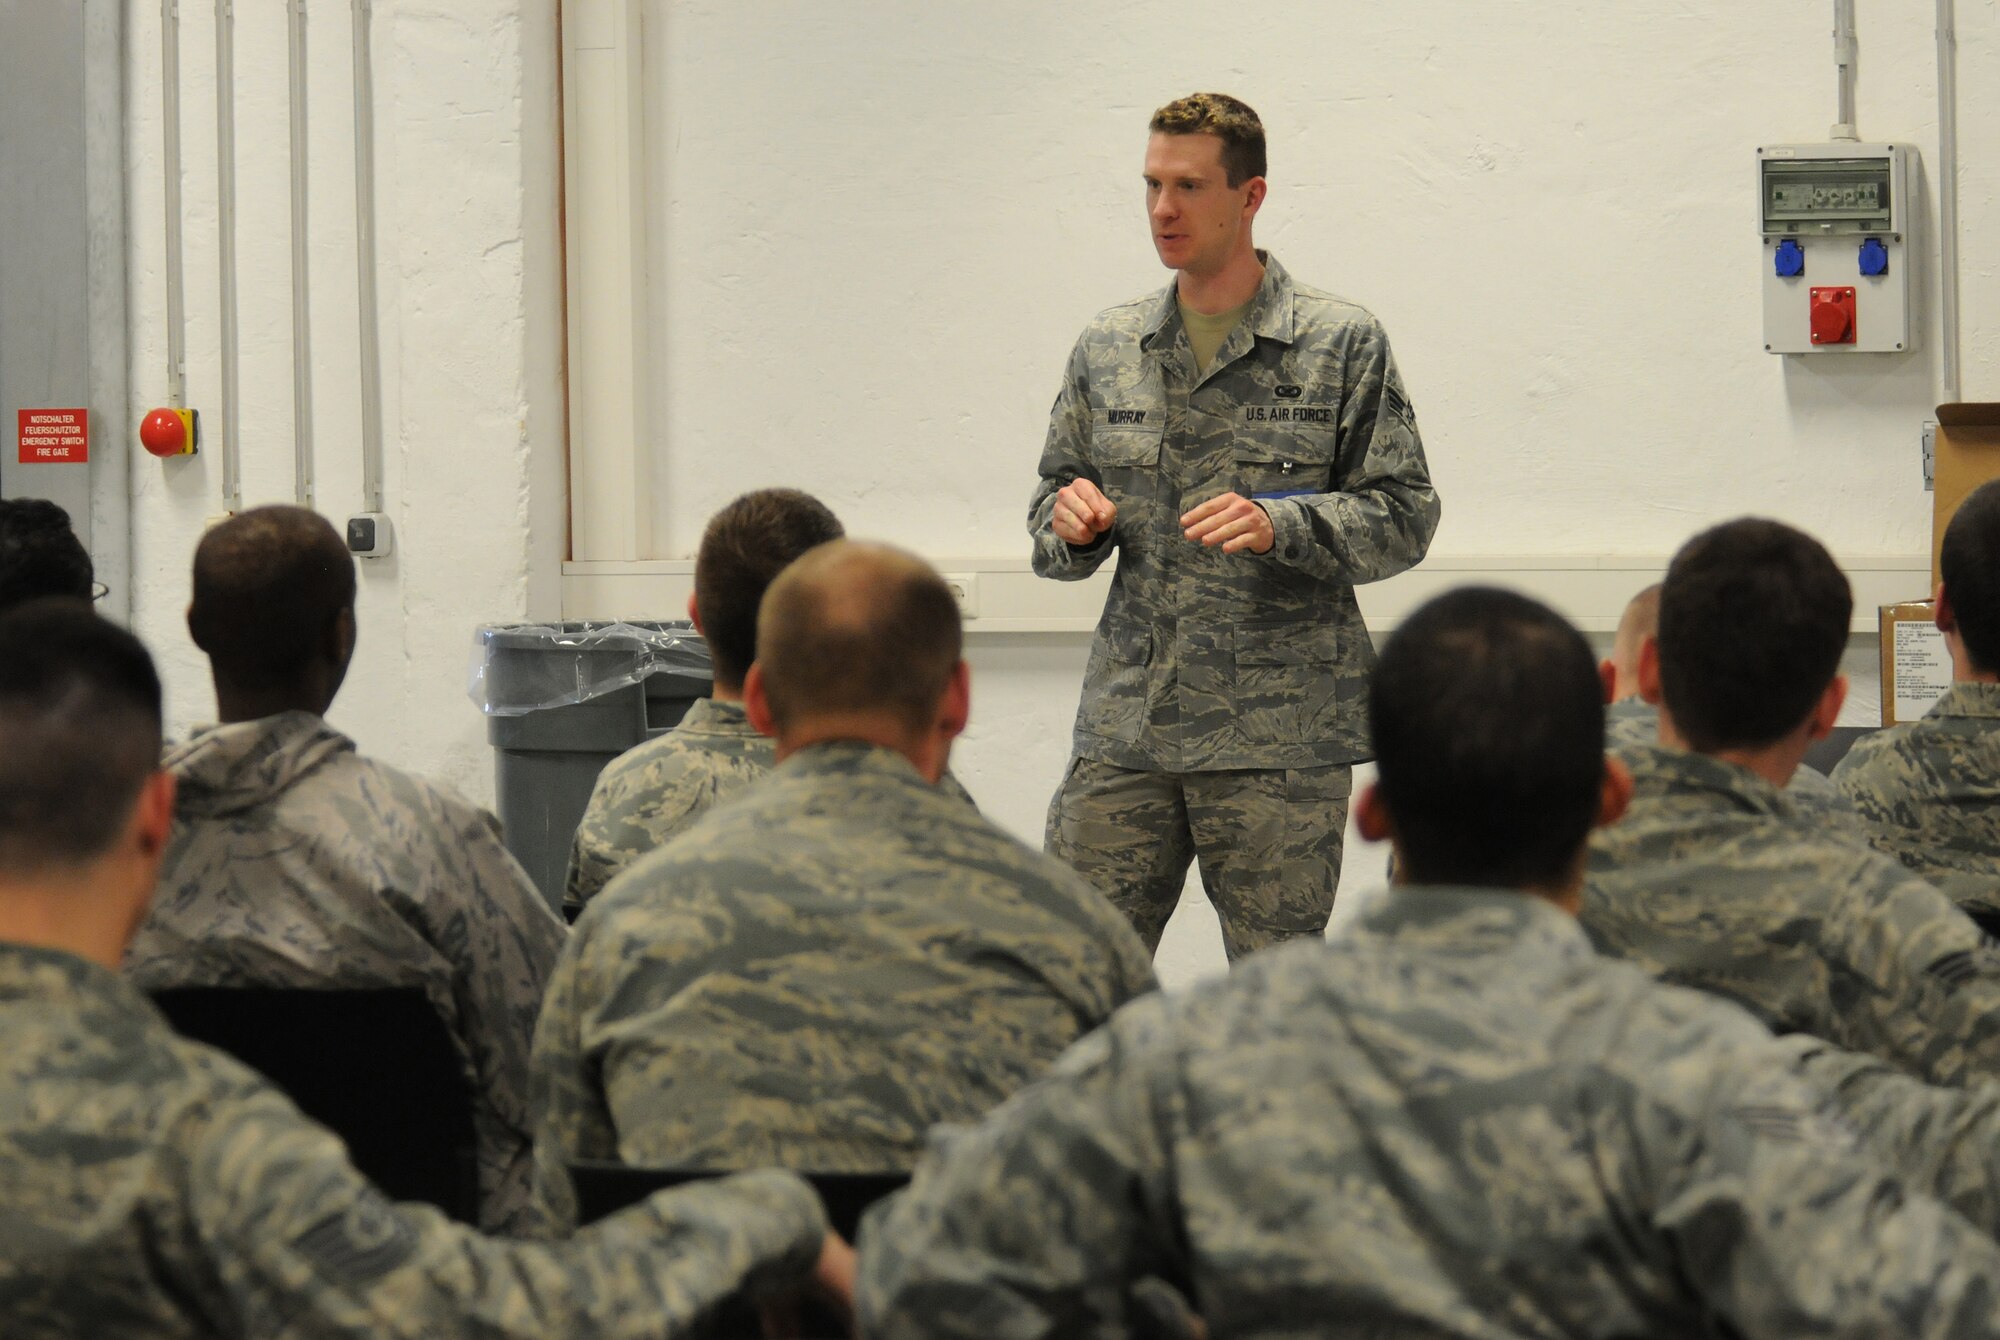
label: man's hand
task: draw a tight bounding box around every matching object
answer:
[1181,493,1274,554]
[1052,478,1118,546]
[760,1232,856,1338]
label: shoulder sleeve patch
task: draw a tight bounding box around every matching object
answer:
[291,1190,421,1284]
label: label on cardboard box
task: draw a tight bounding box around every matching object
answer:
[1881,600,1951,725]
[1892,621,1951,722]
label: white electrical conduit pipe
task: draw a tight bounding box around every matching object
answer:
[214,0,242,514]
[1832,0,1859,140]
[1937,0,1962,405]
[288,0,314,507]
[161,0,188,409]
[352,0,385,515]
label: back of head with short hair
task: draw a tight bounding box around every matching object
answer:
[0,600,162,875]
[0,498,94,612]
[187,506,356,693]
[1150,92,1266,186]
[695,489,844,689]
[1371,587,1606,889]
[1941,479,2000,675]
[1610,583,1662,680]
[1656,518,1851,753]
[756,541,962,735]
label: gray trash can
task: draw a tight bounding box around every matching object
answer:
[469,621,712,912]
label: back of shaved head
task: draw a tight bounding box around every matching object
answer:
[756,541,963,733]
[1610,583,1662,681]
[188,506,357,694]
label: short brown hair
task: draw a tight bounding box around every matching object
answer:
[1657,519,1851,752]
[1150,93,1266,186]
[694,489,844,689]
[756,541,962,734]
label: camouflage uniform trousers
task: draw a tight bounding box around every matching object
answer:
[1046,756,1350,961]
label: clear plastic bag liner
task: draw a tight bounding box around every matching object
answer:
[469,621,712,716]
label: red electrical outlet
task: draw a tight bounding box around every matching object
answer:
[1810,286,1857,346]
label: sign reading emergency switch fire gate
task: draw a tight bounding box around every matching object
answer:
[17,409,89,464]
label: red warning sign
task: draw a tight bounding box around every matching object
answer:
[17,408,89,464]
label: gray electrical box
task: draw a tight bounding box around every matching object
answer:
[1758,142,1915,355]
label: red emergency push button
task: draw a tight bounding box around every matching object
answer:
[139,406,198,457]
[1810,287,1857,345]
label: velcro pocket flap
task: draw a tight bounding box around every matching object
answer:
[1102,619,1154,662]
[1237,621,1338,666]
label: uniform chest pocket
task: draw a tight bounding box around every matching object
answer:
[1234,441,1333,500]
[1091,411,1165,469]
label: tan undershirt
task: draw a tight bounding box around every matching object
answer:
[1180,297,1253,376]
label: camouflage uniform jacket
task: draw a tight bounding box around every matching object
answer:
[124,712,566,1235]
[1583,741,2000,1087]
[0,942,824,1338]
[1836,683,2000,923]
[858,888,2000,1339]
[1029,252,1439,772]
[1603,698,1853,818]
[531,741,1157,1232]
[566,698,977,907]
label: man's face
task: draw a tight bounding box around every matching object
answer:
[1144,132,1257,277]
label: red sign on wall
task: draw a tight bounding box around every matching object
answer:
[17,408,89,464]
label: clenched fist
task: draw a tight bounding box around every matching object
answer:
[1052,478,1118,546]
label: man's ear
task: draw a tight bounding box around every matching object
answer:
[686,592,703,635]
[1806,674,1848,742]
[132,771,176,862]
[1935,580,1956,636]
[1596,756,1633,831]
[1598,658,1619,706]
[1355,783,1392,843]
[1241,175,1267,219]
[936,661,971,741]
[1636,635,1665,707]
[742,664,777,738]
[328,605,358,666]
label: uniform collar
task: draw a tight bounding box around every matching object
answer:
[775,739,930,786]
[678,696,761,736]
[1930,682,2000,721]
[1352,885,1595,961]
[1140,251,1297,352]
[1617,740,1790,819]
[0,940,153,1015]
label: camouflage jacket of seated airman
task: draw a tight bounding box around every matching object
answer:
[1029,252,1440,773]
[1604,698,1856,820]
[123,712,566,1236]
[857,888,2000,1339]
[565,697,976,908]
[1584,741,2000,1088]
[0,942,824,1339]
[529,741,1156,1234]
[1836,683,2000,924]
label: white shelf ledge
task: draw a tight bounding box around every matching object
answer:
[562,555,1931,635]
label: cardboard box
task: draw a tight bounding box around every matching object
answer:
[1932,403,2000,587]
[1880,600,1952,725]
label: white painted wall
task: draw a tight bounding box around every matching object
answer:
[639,2,1998,561]
[122,0,566,798]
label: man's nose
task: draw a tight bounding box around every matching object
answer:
[1151,193,1174,221]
